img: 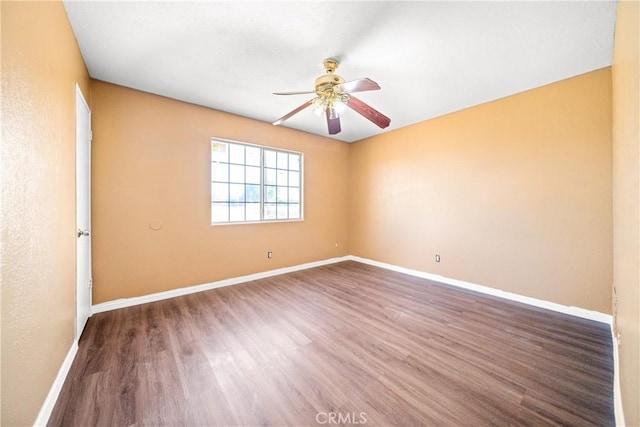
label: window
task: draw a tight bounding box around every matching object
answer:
[211,138,303,224]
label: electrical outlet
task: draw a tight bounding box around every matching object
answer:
[435,254,440,263]
[267,251,272,259]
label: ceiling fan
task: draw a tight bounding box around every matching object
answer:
[272,58,391,135]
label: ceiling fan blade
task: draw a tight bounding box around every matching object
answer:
[346,95,391,129]
[273,90,315,95]
[326,108,341,135]
[337,78,381,93]
[273,99,314,126]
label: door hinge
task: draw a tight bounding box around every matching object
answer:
[89,130,93,142]
[89,279,93,289]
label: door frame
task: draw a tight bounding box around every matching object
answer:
[75,83,92,340]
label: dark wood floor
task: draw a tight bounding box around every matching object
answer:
[49,261,614,426]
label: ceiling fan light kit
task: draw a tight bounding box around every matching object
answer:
[273,58,390,136]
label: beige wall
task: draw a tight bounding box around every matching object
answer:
[1,2,90,425]
[90,81,350,303]
[1,5,3,424]
[1,4,4,424]
[349,68,613,314]
[612,1,640,425]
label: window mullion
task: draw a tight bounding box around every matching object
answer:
[260,148,265,221]
[227,148,231,222]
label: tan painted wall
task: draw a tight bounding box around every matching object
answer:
[612,1,640,425]
[90,81,350,303]
[349,69,613,314]
[1,4,4,424]
[1,2,90,425]
[1,5,3,425]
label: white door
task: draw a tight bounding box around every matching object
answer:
[75,84,92,340]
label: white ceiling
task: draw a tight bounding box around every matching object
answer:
[63,1,617,143]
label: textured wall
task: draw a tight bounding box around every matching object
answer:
[612,1,640,424]
[1,2,90,425]
[90,81,350,303]
[349,69,613,314]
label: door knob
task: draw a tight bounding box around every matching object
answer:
[77,229,91,237]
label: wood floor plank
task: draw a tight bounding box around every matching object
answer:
[48,261,614,426]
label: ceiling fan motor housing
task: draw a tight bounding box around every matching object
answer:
[314,74,345,95]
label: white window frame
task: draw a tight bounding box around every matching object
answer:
[211,137,304,225]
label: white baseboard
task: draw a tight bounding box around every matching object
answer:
[611,324,626,426]
[94,254,612,324]
[92,256,351,314]
[346,255,612,324]
[33,340,79,426]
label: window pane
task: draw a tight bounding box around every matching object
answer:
[229,165,245,183]
[264,168,276,185]
[277,204,288,219]
[264,150,276,168]
[289,154,300,171]
[246,146,260,166]
[229,143,244,164]
[245,184,260,202]
[264,203,276,220]
[288,187,299,203]
[289,204,300,219]
[277,152,288,169]
[212,162,228,182]
[230,203,245,222]
[277,169,288,186]
[246,203,260,221]
[211,141,228,163]
[288,171,299,187]
[211,140,302,225]
[246,166,260,184]
[212,183,229,202]
[229,183,244,202]
[265,185,276,203]
[212,203,229,222]
[277,187,288,203]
